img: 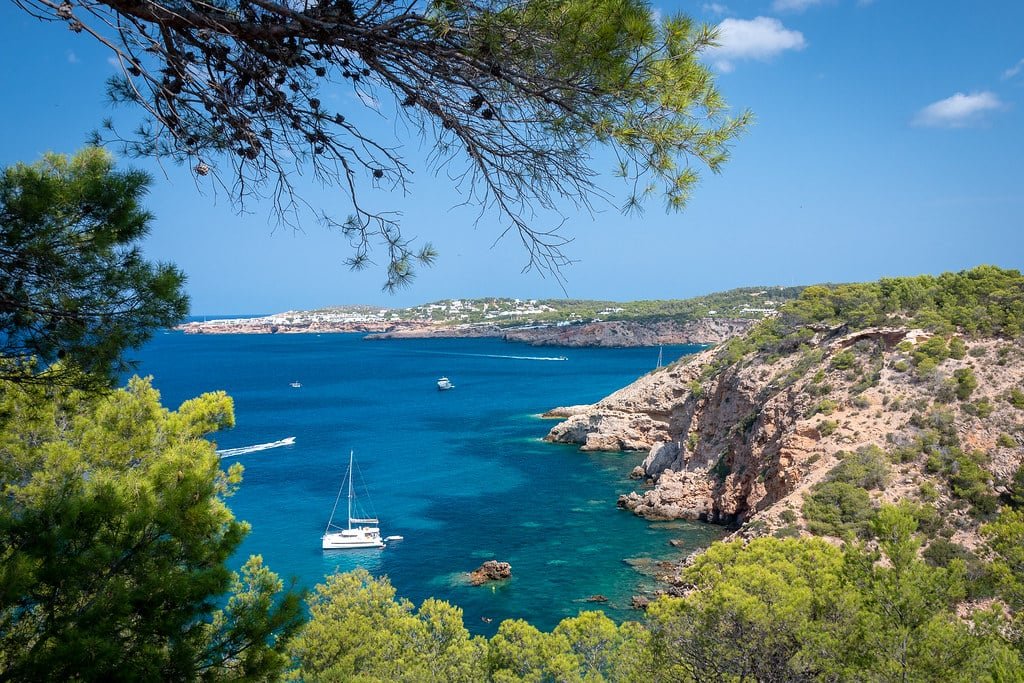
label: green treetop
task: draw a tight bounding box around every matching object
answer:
[0,148,188,388]
[0,376,303,681]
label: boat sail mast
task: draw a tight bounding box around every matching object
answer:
[347,449,353,530]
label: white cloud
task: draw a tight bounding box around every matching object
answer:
[913,91,1003,128]
[703,2,729,14]
[771,0,823,11]
[66,51,79,64]
[1003,58,1024,80]
[709,17,806,72]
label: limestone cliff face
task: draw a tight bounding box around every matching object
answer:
[546,326,1024,538]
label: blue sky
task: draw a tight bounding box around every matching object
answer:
[1,1,1022,314]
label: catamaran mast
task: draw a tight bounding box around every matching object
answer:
[347,450,354,530]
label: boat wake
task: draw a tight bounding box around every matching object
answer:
[217,436,296,458]
[413,350,567,362]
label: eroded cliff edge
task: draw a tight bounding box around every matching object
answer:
[545,322,1024,543]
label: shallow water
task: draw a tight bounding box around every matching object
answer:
[134,332,722,634]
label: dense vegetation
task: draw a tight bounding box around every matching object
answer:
[783,265,1024,337]
[285,506,1024,681]
[0,376,303,679]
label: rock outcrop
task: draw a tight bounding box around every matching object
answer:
[546,326,1024,540]
[468,560,512,586]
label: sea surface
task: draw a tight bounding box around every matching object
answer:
[132,331,723,634]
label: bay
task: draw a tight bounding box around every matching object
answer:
[132,331,721,634]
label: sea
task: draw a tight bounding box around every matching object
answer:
[131,328,722,635]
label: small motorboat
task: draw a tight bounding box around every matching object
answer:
[437,376,455,391]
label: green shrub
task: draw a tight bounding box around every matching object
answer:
[965,398,993,418]
[1009,388,1024,409]
[948,337,967,359]
[851,395,870,409]
[953,367,977,400]
[1008,464,1024,509]
[916,357,938,377]
[831,350,856,370]
[935,379,957,404]
[806,382,833,397]
[918,480,938,502]
[997,433,1016,448]
[779,508,798,524]
[807,399,838,417]
[818,420,838,437]
[913,336,949,366]
[948,451,998,517]
[803,482,873,538]
[688,379,703,398]
[827,445,891,490]
[923,539,969,568]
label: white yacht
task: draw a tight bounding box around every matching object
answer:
[437,376,455,391]
[322,450,385,550]
[290,381,302,388]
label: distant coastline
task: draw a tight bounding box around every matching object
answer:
[176,317,757,348]
[176,291,798,347]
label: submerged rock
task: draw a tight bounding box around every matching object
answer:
[469,560,512,586]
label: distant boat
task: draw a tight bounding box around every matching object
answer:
[656,345,663,369]
[437,376,455,391]
[322,450,387,550]
[290,381,302,388]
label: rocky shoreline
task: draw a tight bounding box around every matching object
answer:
[543,326,1024,545]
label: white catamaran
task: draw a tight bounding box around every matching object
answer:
[322,450,391,550]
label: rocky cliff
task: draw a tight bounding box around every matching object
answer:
[546,323,1024,543]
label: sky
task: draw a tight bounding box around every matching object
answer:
[0,1,1022,314]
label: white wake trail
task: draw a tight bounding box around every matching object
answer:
[217,436,296,458]
[411,350,568,362]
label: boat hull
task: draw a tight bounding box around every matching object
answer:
[321,528,385,550]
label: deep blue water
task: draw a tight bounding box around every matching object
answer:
[132,332,722,634]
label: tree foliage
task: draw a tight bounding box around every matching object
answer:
[0,148,188,388]
[290,521,1024,681]
[781,265,1024,337]
[0,376,303,680]
[18,0,749,287]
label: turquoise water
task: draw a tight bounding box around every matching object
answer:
[133,332,722,634]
